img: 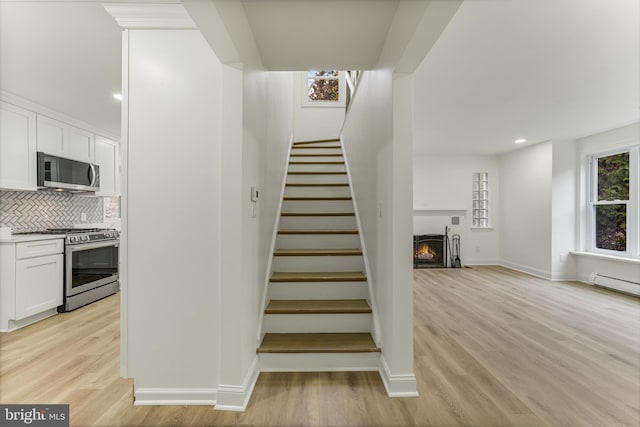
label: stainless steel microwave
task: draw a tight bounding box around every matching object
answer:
[37,152,100,192]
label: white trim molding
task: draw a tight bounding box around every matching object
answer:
[379,356,419,397]
[102,3,196,29]
[340,136,382,345]
[256,134,295,346]
[134,388,217,406]
[215,357,260,412]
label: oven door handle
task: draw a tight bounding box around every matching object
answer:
[67,241,119,252]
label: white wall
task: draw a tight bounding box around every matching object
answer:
[499,141,553,278]
[126,29,221,393]
[293,71,345,141]
[342,70,416,395]
[216,68,295,409]
[261,72,295,290]
[413,155,500,265]
[575,123,640,284]
[551,139,578,280]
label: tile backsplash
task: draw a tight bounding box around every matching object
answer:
[0,190,103,232]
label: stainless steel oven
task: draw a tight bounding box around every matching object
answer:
[49,228,119,311]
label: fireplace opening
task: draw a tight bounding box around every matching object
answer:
[414,234,446,268]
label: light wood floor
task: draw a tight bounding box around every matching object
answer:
[1,266,638,426]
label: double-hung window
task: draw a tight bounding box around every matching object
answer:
[588,146,639,257]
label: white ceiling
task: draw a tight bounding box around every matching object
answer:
[0,1,123,137]
[241,0,399,70]
[413,0,640,155]
[1,0,637,153]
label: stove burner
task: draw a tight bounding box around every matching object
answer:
[47,228,104,234]
[12,228,119,243]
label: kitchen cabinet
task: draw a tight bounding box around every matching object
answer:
[0,237,64,332]
[95,136,121,197]
[37,114,95,163]
[0,101,37,191]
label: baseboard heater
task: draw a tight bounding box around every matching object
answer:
[589,273,640,297]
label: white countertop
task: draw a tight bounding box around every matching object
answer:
[0,234,66,243]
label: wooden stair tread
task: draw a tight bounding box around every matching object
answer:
[285,183,349,187]
[290,154,343,157]
[291,146,342,149]
[288,171,347,175]
[270,272,366,282]
[274,249,362,256]
[293,138,340,145]
[265,299,371,314]
[278,229,358,235]
[281,212,354,216]
[289,161,345,165]
[283,196,351,201]
[258,333,380,353]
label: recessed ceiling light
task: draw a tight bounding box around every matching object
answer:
[113,93,123,101]
[514,138,526,144]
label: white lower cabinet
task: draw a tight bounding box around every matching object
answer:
[15,253,63,320]
[0,238,64,332]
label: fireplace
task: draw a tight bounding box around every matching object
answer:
[413,234,446,268]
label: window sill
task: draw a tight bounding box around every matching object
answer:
[301,102,345,109]
[470,227,494,231]
[570,251,640,265]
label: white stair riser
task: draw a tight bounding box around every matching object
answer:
[272,256,364,272]
[282,200,354,212]
[286,175,348,184]
[278,216,356,230]
[288,164,346,172]
[268,282,369,300]
[284,187,351,197]
[263,313,371,333]
[276,234,360,249]
[289,156,344,162]
[259,352,380,372]
[290,148,343,155]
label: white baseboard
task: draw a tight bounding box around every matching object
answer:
[2,308,58,333]
[379,356,418,397]
[463,259,499,266]
[550,273,578,282]
[134,388,217,406]
[499,260,552,280]
[214,356,260,412]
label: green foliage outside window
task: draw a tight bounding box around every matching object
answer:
[595,152,629,251]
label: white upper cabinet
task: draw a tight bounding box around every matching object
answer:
[95,136,120,197]
[68,126,95,162]
[0,101,37,191]
[36,114,95,163]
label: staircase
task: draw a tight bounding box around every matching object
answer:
[257,138,381,371]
